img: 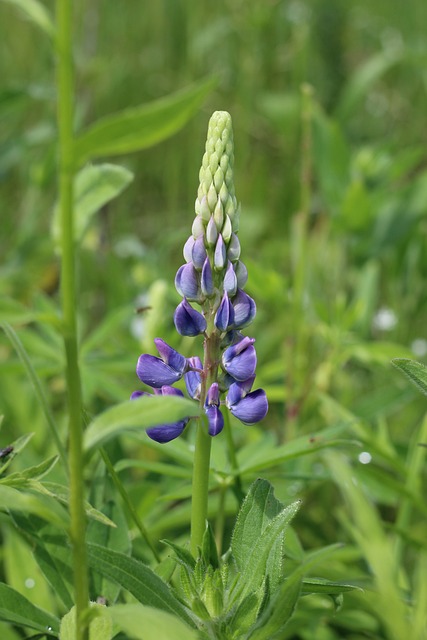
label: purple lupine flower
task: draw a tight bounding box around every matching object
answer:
[174,299,207,336]
[222,336,257,381]
[137,339,188,388]
[214,291,234,332]
[175,263,200,300]
[133,111,268,444]
[201,257,214,297]
[232,288,256,328]
[205,382,224,436]
[226,380,268,425]
[184,356,202,400]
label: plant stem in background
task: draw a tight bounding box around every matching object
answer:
[56,0,89,637]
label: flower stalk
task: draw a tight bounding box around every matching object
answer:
[133,111,268,559]
[56,0,89,637]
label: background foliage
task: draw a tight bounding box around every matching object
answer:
[1,0,427,638]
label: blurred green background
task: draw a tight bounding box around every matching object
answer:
[1,0,427,637]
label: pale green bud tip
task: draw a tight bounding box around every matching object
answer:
[195,111,237,219]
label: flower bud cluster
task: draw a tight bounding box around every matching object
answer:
[132,112,268,443]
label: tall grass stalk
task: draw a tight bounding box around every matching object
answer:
[56,0,89,636]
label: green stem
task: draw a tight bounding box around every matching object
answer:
[190,329,219,557]
[56,0,89,636]
[190,416,212,556]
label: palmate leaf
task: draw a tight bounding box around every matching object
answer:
[74,78,215,166]
[86,544,196,628]
[83,395,200,452]
[392,358,427,397]
[230,480,301,604]
[0,582,59,636]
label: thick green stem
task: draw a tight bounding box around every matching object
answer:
[190,329,219,557]
[56,0,89,636]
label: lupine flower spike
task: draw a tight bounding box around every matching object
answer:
[132,111,268,442]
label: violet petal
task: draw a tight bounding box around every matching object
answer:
[205,405,224,436]
[154,338,187,375]
[192,235,207,270]
[214,291,234,332]
[136,354,183,388]
[146,420,188,443]
[201,257,214,297]
[174,299,207,337]
[228,389,268,425]
[233,289,256,328]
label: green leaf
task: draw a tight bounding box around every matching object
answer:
[60,604,113,640]
[74,77,215,166]
[237,425,351,474]
[231,481,301,603]
[86,543,195,627]
[392,358,427,397]
[1,456,58,485]
[109,604,199,640]
[0,484,69,528]
[246,544,344,640]
[0,0,55,38]
[0,582,59,635]
[161,540,196,571]
[87,500,131,604]
[51,163,134,247]
[83,395,200,452]
[301,577,360,595]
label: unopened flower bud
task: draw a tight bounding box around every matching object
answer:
[214,234,226,271]
[192,215,205,238]
[222,215,232,243]
[201,257,214,297]
[234,260,248,288]
[192,235,207,270]
[206,216,218,246]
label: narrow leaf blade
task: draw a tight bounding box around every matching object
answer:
[86,544,195,627]
[74,78,215,166]
[0,582,59,634]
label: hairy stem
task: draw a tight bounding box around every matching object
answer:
[56,0,89,636]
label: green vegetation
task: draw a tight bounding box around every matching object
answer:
[0,1,427,638]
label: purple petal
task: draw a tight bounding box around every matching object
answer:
[184,356,202,399]
[175,262,200,299]
[206,382,220,407]
[159,385,185,397]
[228,389,268,424]
[232,289,256,328]
[214,234,226,270]
[154,338,187,375]
[222,338,257,381]
[174,299,207,337]
[223,336,255,360]
[136,354,183,388]
[192,236,207,270]
[146,420,188,443]
[234,261,248,288]
[205,405,224,436]
[201,257,214,297]
[224,261,237,296]
[183,236,195,263]
[227,233,241,262]
[214,291,234,332]
[130,390,152,400]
